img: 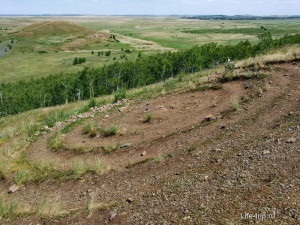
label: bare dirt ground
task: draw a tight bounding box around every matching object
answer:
[112,33,173,52]
[0,61,299,224]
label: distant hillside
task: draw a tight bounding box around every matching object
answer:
[183,15,300,20]
[10,20,111,51]
[13,20,93,38]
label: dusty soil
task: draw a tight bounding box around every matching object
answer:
[0,61,299,224]
[112,33,173,52]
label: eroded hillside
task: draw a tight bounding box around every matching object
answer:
[0,60,298,224]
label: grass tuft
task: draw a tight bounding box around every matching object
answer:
[101,126,118,137]
[102,144,119,155]
[92,159,108,175]
[48,132,65,151]
[82,123,99,137]
[15,170,31,184]
[144,113,152,123]
[0,197,16,219]
[230,98,240,111]
[71,159,89,178]
[153,154,166,163]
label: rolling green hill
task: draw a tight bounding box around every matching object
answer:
[13,20,93,38]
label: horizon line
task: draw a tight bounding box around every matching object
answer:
[0,14,300,17]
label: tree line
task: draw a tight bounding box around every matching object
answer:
[0,32,299,117]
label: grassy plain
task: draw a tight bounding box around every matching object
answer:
[0,16,299,83]
[81,17,300,48]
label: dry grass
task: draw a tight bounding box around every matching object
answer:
[0,45,298,187]
[235,45,300,68]
[230,97,241,112]
[36,196,63,216]
[0,196,16,219]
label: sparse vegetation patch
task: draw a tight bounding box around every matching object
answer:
[0,197,16,219]
[48,132,65,151]
[144,113,152,123]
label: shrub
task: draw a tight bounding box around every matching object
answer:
[224,59,235,72]
[73,57,86,65]
[125,49,131,53]
[102,126,118,137]
[44,111,70,128]
[144,113,152,123]
[210,83,223,90]
[102,144,119,155]
[88,98,97,108]
[82,123,98,138]
[37,50,48,54]
[230,99,240,111]
[114,88,126,103]
[103,145,114,155]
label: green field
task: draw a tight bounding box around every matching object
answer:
[0,16,299,83]
[81,17,300,48]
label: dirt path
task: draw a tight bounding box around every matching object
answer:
[112,32,174,52]
[27,81,245,171]
[1,62,299,225]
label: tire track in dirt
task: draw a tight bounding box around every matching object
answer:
[3,62,299,225]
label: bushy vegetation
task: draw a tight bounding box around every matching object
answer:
[113,88,127,103]
[82,123,99,137]
[0,32,299,117]
[73,57,87,65]
[101,126,118,137]
[144,113,152,123]
[82,124,118,138]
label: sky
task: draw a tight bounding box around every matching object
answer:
[0,0,299,16]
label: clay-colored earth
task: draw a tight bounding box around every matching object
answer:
[0,61,299,224]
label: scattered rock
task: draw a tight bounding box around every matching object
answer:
[156,105,166,110]
[262,150,271,155]
[118,106,128,112]
[183,216,191,221]
[276,139,282,144]
[121,143,133,148]
[109,211,117,221]
[141,151,146,156]
[286,137,296,143]
[126,198,134,203]
[203,114,216,122]
[220,125,226,129]
[104,114,110,119]
[8,184,20,194]
[244,83,251,89]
